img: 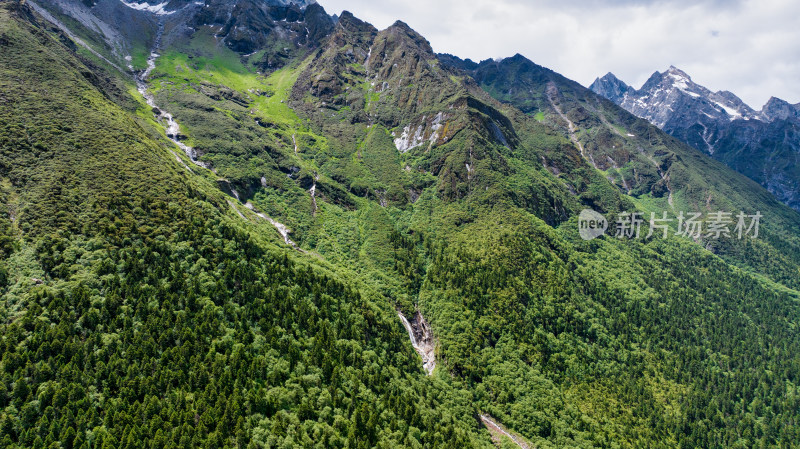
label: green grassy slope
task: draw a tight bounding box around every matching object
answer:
[3,1,800,448]
[0,3,498,447]
[445,54,800,289]
[134,10,800,447]
[142,12,800,447]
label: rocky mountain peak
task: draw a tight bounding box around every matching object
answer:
[592,66,758,133]
[505,53,528,63]
[591,67,800,210]
[379,19,434,57]
[760,96,799,121]
[389,19,411,30]
[335,10,372,30]
[589,72,632,104]
[329,10,376,50]
[639,70,665,92]
[653,66,705,98]
[665,65,692,83]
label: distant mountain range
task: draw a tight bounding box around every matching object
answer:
[591,67,800,210]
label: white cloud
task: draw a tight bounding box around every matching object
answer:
[316,0,800,108]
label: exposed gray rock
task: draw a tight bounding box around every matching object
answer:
[588,72,632,104]
[397,310,436,375]
[591,67,800,210]
[760,96,799,121]
[37,0,334,71]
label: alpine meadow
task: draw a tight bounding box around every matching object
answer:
[1,0,800,448]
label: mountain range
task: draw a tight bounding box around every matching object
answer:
[1,0,800,447]
[591,67,800,210]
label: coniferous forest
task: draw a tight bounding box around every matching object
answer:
[1,0,800,447]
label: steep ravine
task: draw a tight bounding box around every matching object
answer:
[134,21,207,168]
[397,310,436,375]
[546,82,598,170]
[398,307,530,446]
[480,414,530,449]
[243,201,298,248]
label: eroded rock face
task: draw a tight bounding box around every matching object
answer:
[589,72,632,105]
[295,11,377,105]
[41,0,334,71]
[287,14,521,204]
[393,112,453,153]
[191,0,334,64]
[760,97,800,122]
[712,117,800,210]
[398,310,436,375]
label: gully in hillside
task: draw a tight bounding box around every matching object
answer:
[133,21,207,168]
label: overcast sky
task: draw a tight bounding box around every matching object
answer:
[316,0,800,108]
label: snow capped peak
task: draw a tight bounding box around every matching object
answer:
[592,66,760,141]
[666,65,690,78]
[664,66,694,91]
[119,1,175,15]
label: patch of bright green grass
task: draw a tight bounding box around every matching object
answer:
[129,42,151,71]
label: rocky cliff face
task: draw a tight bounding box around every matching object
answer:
[588,72,632,104]
[592,67,758,153]
[190,0,333,57]
[760,96,800,122]
[289,13,522,202]
[591,67,800,210]
[713,117,800,210]
[36,0,333,70]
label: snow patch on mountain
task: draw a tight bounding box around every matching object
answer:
[119,1,175,15]
[713,100,742,119]
[667,70,690,91]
